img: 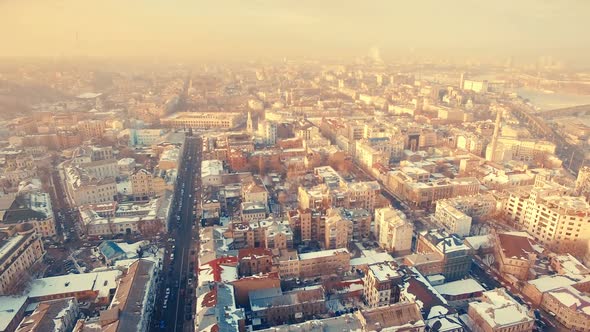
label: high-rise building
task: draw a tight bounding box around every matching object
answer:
[258,120,277,146]
[374,207,413,255]
[504,181,590,255]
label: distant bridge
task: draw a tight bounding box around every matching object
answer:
[506,101,589,173]
[507,104,555,139]
[537,104,590,119]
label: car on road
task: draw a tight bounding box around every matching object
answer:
[166,288,170,295]
[170,253,174,260]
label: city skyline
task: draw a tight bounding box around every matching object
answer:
[1,0,589,66]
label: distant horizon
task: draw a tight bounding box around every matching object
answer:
[1,0,589,67]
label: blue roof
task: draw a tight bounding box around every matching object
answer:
[98,241,126,260]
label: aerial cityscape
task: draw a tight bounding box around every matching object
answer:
[1,1,590,332]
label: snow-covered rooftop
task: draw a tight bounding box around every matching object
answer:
[469,288,533,329]
[434,278,485,297]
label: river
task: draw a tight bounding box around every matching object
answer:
[515,88,590,111]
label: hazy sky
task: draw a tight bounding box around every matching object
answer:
[1,0,589,63]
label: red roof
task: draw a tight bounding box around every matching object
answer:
[497,233,536,260]
[199,256,238,282]
[200,286,218,308]
[238,248,273,260]
[232,271,280,284]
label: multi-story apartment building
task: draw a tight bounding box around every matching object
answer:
[374,207,413,255]
[16,297,79,332]
[468,288,534,332]
[264,220,293,250]
[117,158,135,175]
[356,302,425,332]
[241,176,268,205]
[504,181,590,255]
[1,191,57,238]
[363,262,402,308]
[297,166,380,213]
[127,129,166,146]
[2,168,38,188]
[297,181,380,213]
[65,166,117,205]
[441,194,497,221]
[77,119,106,140]
[78,198,167,237]
[487,137,556,163]
[249,286,326,328]
[355,140,387,169]
[258,120,277,146]
[229,218,293,250]
[333,208,371,241]
[416,229,471,281]
[346,181,380,211]
[237,248,277,277]
[130,169,155,201]
[71,146,114,164]
[161,111,244,129]
[493,232,537,281]
[540,286,590,331]
[241,202,268,222]
[0,225,45,295]
[323,209,353,249]
[73,159,119,180]
[298,248,350,278]
[387,170,479,208]
[482,170,535,191]
[74,259,158,332]
[355,136,404,169]
[287,208,323,244]
[434,200,472,236]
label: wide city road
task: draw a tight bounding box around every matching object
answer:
[150,134,201,332]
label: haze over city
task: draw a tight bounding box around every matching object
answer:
[1,0,590,64]
[1,2,590,332]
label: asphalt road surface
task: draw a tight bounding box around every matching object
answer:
[151,135,201,332]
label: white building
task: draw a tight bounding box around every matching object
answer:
[161,112,244,129]
[65,166,117,206]
[258,120,277,146]
[128,128,166,146]
[434,200,472,237]
[201,160,224,186]
[504,181,590,255]
[78,198,168,237]
[467,288,534,332]
[374,207,413,255]
[0,226,45,295]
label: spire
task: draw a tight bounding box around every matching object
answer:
[486,108,503,162]
[246,111,253,133]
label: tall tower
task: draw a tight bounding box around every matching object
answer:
[575,166,590,201]
[246,111,253,133]
[486,109,502,162]
[460,72,466,90]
